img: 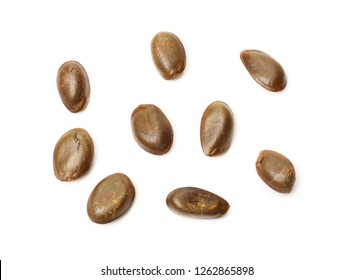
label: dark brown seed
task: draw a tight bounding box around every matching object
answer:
[87,173,135,224]
[131,104,173,155]
[57,60,90,112]
[240,49,287,92]
[151,31,186,80]
[256,150,296,193]
[200,101,234,156]
[53,128,94,181]
[166,187,230,218]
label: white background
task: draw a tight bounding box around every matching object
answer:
[1,0,353,279]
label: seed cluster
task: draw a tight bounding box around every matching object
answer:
[53,31,296,224]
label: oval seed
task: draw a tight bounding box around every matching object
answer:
[166,187,230,218]
[256,150,296,193]
[87,173,135,224]
[53,128,94,181]
[57,60,90,112]
[240,49,287,92]
[151,31,186,80]
[200,101,234,156]
[131,104,173,155]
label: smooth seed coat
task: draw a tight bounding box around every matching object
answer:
[57,60,90,112]
[166,187,230,218]
[131,104,173,155]
[256,150,296,193]
[200,101,234,156]
[87,173,135,224]
[240,49,287,92]
[53,128,94,181]
[151,31,186,80]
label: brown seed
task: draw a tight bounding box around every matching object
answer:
[131,104,173,155]
[57,60,90,112]
[240,49,287,92]
[53,128,94,181]
[256,150,296,193]
[87,173,135,224]
[166,187,230,218]
[151,31,186,80]
[200,101,234,156]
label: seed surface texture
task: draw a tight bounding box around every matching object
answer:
[256,150,295,193]
[151,31,186,80]
[57,60,90,112]
[200,101,234,156]
[53,128,94,181]
[87,173,135,224]
[131,104,173,155]
[240,49,287,92]
[166,187,230,218]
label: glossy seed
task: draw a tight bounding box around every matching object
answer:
[240,49,287,92]
[87,173,135,224]
[53,128,94,181]
[57,60,90,112]
[200,101,234,156]
[166,187,230,218]
[256,150,296,193]
[131,104,173,155]
[151,31,186,80]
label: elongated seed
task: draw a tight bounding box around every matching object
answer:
[151,31,186,80]
[131,104,173,155]
[256,150,295,193]
[166,187,230,218]
[240,50,287,92]
[53,128,94,181]
[200,101,234,156]
[57,60,90,112]
[87,173,135,224]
